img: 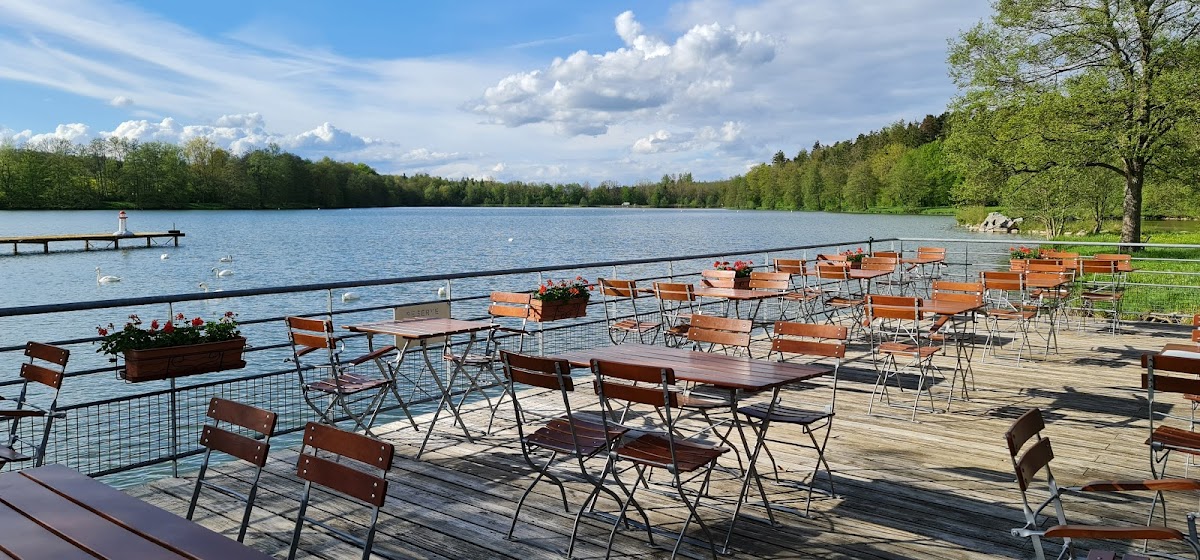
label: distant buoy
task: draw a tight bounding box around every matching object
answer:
[160,253,169,260]
[341,292,360,302]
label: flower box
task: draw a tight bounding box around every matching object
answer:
[528,298,588,322]
[122,337,247,383]
[733,276,751,289]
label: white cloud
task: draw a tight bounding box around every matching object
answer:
[467,10,777,137]
[26,122,90,145]
[110,95,132,107]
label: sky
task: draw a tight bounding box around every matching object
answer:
[0,0,993,185]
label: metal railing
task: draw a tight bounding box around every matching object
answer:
[2,235,1198,484]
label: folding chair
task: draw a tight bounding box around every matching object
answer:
[865,294,942,421]
[284,316,394,436]
[598,278,660,345]
[688,314,753,358]
[1027,259,1074,332]
[0,342,68,469]
[912,246,947,286]
[814,261,864,337]
[870,252,916,296]
[1142,352,1200,527]
[733,322,846,524]
[1005,408,1200,560]
[746,271,790,333]
[186,398,278,542]
[653,282,698,348]
[499,351,628,558]
[288,422,394,560]
[587,359,730,560]
[981,271,1036,363]
[1079,259,1126,335]
[700,268,737,288]
[773,258,822,322]
[444,291,534,431]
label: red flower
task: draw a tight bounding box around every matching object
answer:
[538,285,547,294]
[855,248,863,254]
[576,275,583,281]
[175,312,185,321]
[569,287,579,296]
[97,327,108,336]
[192,317,205,327]
[162,322,175,333]
[713,261,721,267]
[149,320,159,331]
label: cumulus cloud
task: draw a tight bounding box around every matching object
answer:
[110,95,133,107]
[26,123,91,145]
[631,121,744,155]
[467,10,776,137]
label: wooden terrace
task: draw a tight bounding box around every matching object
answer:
[124,320,1200,559]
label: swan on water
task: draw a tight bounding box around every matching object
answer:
[211,267,234,277]
[340,292,360,302]
[198,282,223,293]
[437,286,448,299]
[507,238,513,243]
[95,267,121,284]
[218,255,233,263]
[160,253,169,260]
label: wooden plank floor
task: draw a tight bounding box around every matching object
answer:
[125,318,1200,559]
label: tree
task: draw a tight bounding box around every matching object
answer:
[948,0,1200,245]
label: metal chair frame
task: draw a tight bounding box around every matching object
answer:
[288,422,394,560]
[1079,258,1126,335]
[186,397,278,542]
[865,295,942,421]
[981,271,1036,364]
[284,316,394,436]
[814,262,864,338]
[773,258,822,322]
[653,282,698,348]
[445,291,534,432]
[0,342,69,469]
[1143,353,1200,528]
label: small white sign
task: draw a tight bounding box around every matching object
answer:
[393,301,451,347]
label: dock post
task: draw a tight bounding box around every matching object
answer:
[43,243,49,254]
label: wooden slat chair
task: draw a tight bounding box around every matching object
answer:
[186,398,278,542]
[688,314,753,358]
[284,316,395,436]
[1142,352,1200,527]
[287,422,394,560]
[981,271,1036,363]
[870,251,916,296]
[586,359,729,560]
[598,278,660,345]
[928,281,984,405]
[913,246,948,285]
[865,295,942,421]
[1079,259,1126,335]
[747,271,790,333]
[0,342,69,469]
[499,351,629,558]
[700,268,737,288]
[444,291,534,433]
[1005,408,1200,560]
[773,258,822,322]
[815,261,865,337]
[653,282,698,348]
[734,322,847,523]
[1026,259,1075,332]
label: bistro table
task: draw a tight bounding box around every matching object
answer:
[346,317,498,458]
[0,464,273,559]
[550,343,833,553]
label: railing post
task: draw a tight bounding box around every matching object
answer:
[868,237,874,255]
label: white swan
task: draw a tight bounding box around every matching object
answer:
[211,267,234,277]
[198,282,223,293]
[340,292,360,302]
[437,286,448,299]
[218,255,233,263]
[160,253,169,260]
[95,267,121,284]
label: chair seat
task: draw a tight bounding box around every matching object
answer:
[1082,291,1124,301]
[445,352,496,365]
[663,324,691,337]
[0,445,30,463]
[987,309,1036,320]
[611,320,661,333]
[305,376,390,395]
[1148,425,1200,455]
[783,292,821,302]
[526,415,627,456]
[737,402,831,426]
[878,342,940,357]
[827,297,863,307]
[616,432,727,473]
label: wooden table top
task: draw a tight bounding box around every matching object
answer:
[900,256,945,265]
[806,268,893,280]
[346,317,496,339]
[693,287,786,300]
[918,300,985,316]
[0,464,272,560]
[1160,343,1200,359]
[551,344,831,392]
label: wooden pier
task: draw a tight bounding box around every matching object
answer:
[1,231,184,254]
[126,320,1200,559]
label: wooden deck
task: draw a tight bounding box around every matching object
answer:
[126,319,1200,559]
[1,231,184,254]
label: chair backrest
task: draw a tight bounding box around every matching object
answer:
[654,282,696,302]
[865,294,922,321]
[817,253,847,263]
[1026,259,1066,273]
[687,314,752,353]
[200,398,277,468]
[599,278,638,298]
[773,258,806,275]
[815,261,851,280]
[981,270,1025,292]
[860,256,896,272]
[931,281,984,305]
[500,351,595,456]
[488,291,533,319]
[590,359,677,410]
[296,422,393,507]
[285,316,336,353]
[1042,250,1078,260]
[1093,253,1131,262]
[1080,258,1120,275]
[872,251,901,259]
[598,278,642,327]
[748,271,789,291]
[701,269,736,288]
[20,341,69,392]
[771,322,847,359]
[916,247,946,260]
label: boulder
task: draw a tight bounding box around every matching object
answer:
[980,212,1022,233]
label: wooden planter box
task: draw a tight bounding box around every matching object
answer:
[847,261,863,270]
[529,298,588,322]
[733,276,752,289]
[122,337,247,383]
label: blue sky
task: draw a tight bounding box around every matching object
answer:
[0,0,992,184]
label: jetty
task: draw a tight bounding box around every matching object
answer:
[1,230,185,254]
